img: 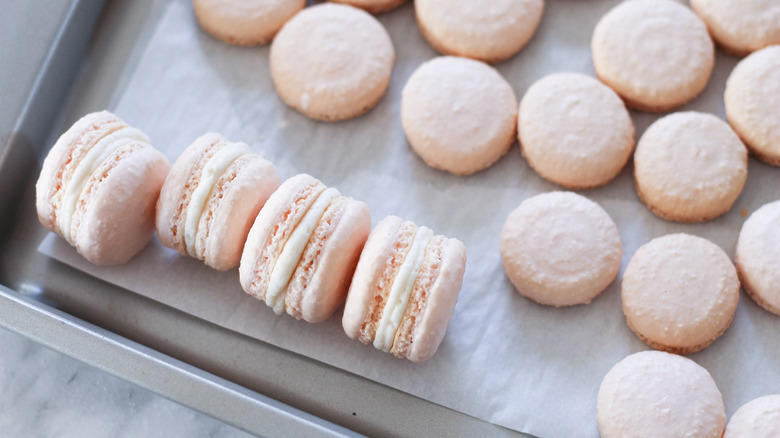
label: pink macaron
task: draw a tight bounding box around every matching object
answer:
[35,111,170,265]
[156,132,280,271]
[239,174,370,323]
[342,215,467,362]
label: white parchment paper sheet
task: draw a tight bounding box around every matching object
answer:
[41,0,780,436]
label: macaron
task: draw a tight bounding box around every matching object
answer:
[343,215,467,362]
[240,174,370,323]
[735,200,780,315]
[622,233,740,354]
[723,395,780,438]
[192,0,305,46]
[690,0,780,56]
[724,45,780,166]
[500,191,622,307]
[156,133,280,271]
[415,0,544,64]
[634,111,747,223]
[270,3,395,121]
[597,350,726,438]
[328,0,409,14]
[591,0,714,112]
[401,56,517,175]
[35,111,170,265]
[518,73,635,189]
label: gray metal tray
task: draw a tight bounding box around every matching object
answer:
[0,1,523,436]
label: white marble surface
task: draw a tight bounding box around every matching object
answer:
[0,327,255,437]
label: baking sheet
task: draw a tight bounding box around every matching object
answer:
[40,0,780,436]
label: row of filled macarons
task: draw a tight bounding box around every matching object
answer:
[500,189,780,355]
[35,110,466,363]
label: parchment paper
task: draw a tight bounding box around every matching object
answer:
[40,0,780,436]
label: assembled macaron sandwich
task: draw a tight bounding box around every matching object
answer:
[343,215,467,362]
[240,174,370,323]
[36,111,170,265]
[156,132,280,271]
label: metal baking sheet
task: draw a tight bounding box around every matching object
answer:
[0,1,526,436]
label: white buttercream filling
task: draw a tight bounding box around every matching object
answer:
[184,141,249,257]
[58,126,150,243]
[265,187,340,315]
[373,226,433,352]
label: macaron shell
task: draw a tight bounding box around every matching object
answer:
[342,215,404,340]
[193,0,305,46]
[295,198,370,322]
[690,0,780,56]
[36,111,125,234]
[239,174,323,298]
[723,395,780,438]
[724,45,780,166]
[591,0,714,112]
[406,237,466,363]
[735,200,780,315]
[73,144,170,265]
[621,233,739,354]
[199,154,280,271]
[597,350,726,438]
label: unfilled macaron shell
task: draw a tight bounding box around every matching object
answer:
[415,0,544,63]
[500,191,621,306]
[328,0,409,14]
[690,0,780,56]
[240,174,370,323]
[270,3,395,121]
[622,233,739,354]
[518,72,635,189]
[35,111,170,265]
[735,200,780,315]
[724,45,780,166]
[597,350,726,438]
[723,395,780,438]
[401,56,517,175]
[634,111,747,222]
[591,0,714,111]
[192,0,305,46]
[343,215,467,362]
[156,132,280,271]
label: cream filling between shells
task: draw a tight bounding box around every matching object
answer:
[184,141,249,257]
[265,187,341,315]
[373,226,433,352]
[58,126,150,243]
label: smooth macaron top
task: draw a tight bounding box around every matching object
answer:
[240,174,370,323]
[690,0,780,56]
[723,395,780,438]
[597,350,726,438]
[270,3,395,121]
[724,45,780,166]
[634,111,747,222]
[156,132,280,271]
[401,56,518,175]
[591,0,714,111]
[414,0,544,63]
[192,0,305,46]
[36,110,170,265]
[518,72,635,189]
[343,215,467,362]
[622,233,739,354]
[735,200,780,315]
[500,191,622,306]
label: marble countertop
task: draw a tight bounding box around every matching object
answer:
[0,327,255,437]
